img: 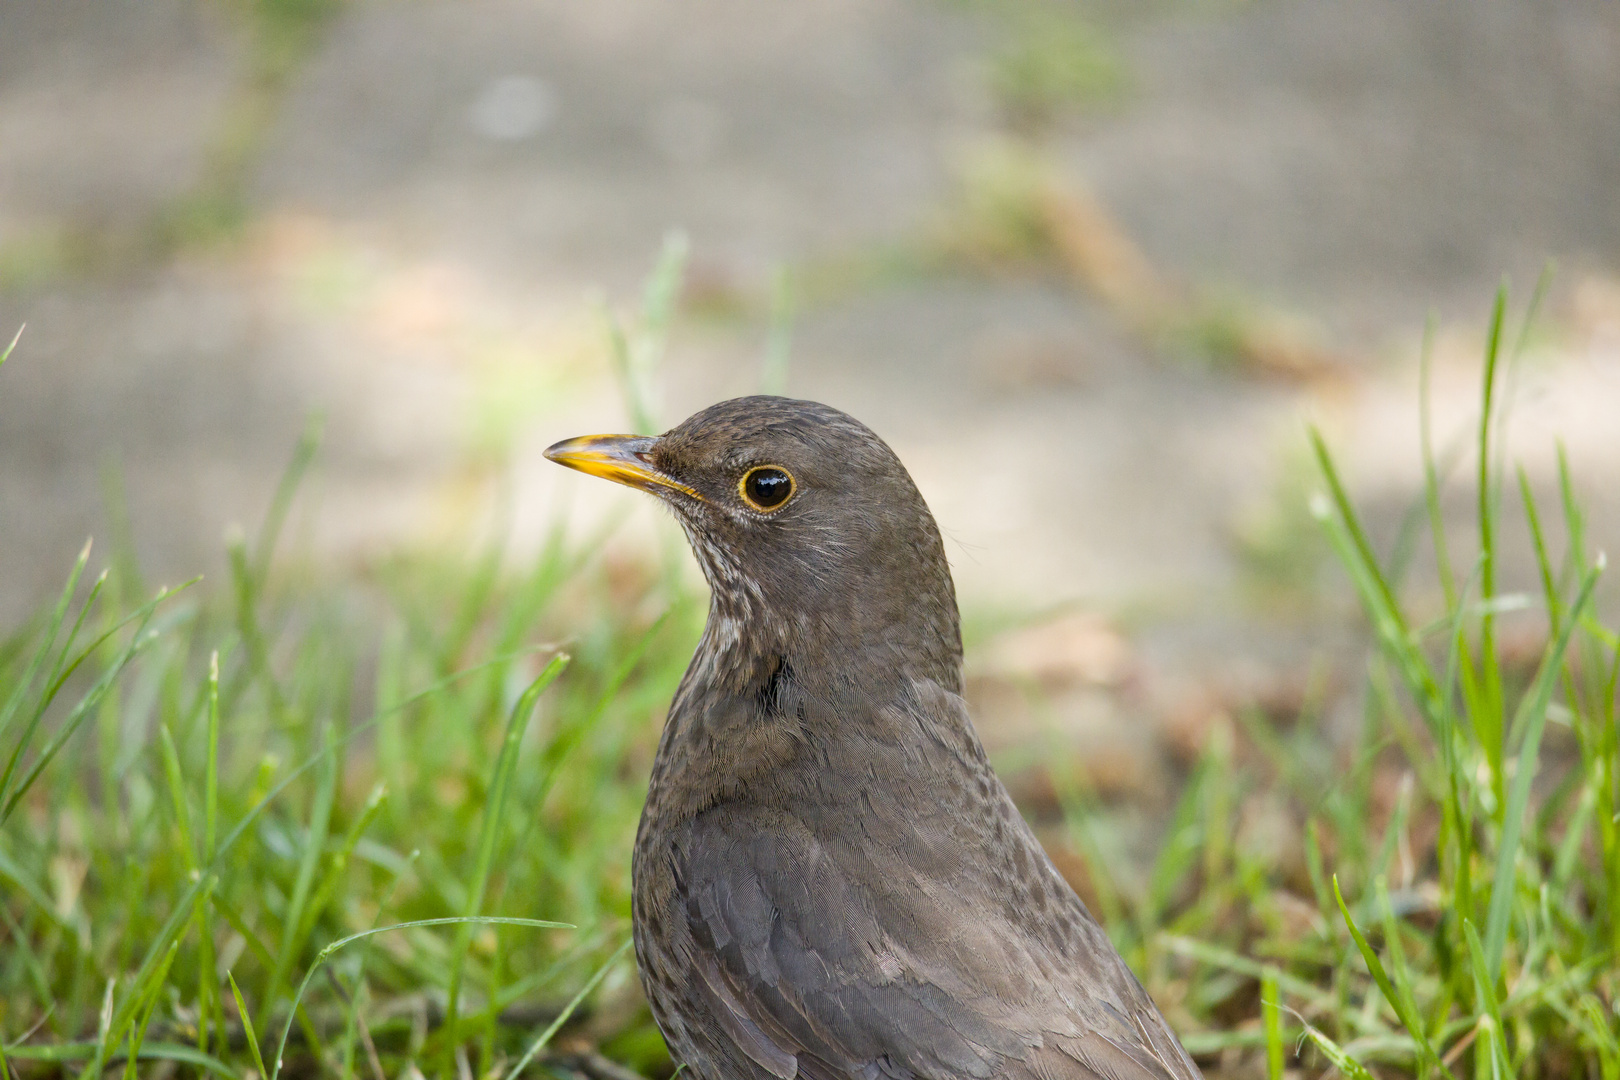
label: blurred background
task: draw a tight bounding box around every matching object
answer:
[2,0,1618,773]
[5,4,1620,1074]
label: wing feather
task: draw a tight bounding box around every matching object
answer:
[676,807,1198,1080]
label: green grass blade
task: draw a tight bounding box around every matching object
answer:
[210,891,277,972]
[442,653,570,1071]
[260,722,341,1034]
[527,614,669,814]
[1311,427,1404,636]
[1556,443,1589,578]
[227,532,286,722]
[1576,996,1620,1080]
[1474,285,1507,804]
[1484,557,1604,978]
[204,650,220,859]
[0,842,76,934]
[42,572,187,712]
[1462,920,1513,1076]
[253,412,323,586]
[1144,755,1209,930]
[1439,559,1488,934]
[1332,875,1450,1076]
[1300,1022,1376,1080]
[507,938,634,1079]
[2,1042,235,1078]
[0,323,22,369]
[1159,935,1335,1013]
[196,651,222,1055]
[1310,430,1452,741]
[1418,312,1458,608]
[0,539,92,745]
[1261,968,1284,1080]
[1552,783,1597,892]
[83,920,185,1080]
[124,941,180,1080]
[1374,878,1447,1078]
[1518,466,1561,635]
[157,723,197,868]
[228,971,270,1079]
[1603,643,1620,959]
[1510,263,1553,361]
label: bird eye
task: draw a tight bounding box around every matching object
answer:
[739,466,795,512]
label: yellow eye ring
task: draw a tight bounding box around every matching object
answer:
[738,466,796,512]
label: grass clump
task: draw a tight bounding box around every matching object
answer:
[1050,285,1619,1077]
[0,444,700,1077]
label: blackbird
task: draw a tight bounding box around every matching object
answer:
[545,397,1202,1080]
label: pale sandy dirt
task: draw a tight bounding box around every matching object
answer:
[2,0,1617,763]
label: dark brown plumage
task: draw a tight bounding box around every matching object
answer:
[545,397,1202,1080]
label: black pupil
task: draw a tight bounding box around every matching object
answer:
[745,469,792,508]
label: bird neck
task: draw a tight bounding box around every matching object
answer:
[693,570,964,702]
[675,492,966,701]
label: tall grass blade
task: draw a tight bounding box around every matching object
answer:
[1463,921,1513,1077]
[260,722,341,1037]
[1332,876,1450,1077]
[0,323,22,369]
[0,839,74,934]
[253,412,324,585]
[1418,312,1457,608]
[0,539,92,747]
[197,651,222,1054]
[1299,1023,1377,1080]
[157,723,196,866]
[123,941,180,1080]
[442,653,570,1072]
[1261,968,1284,1080]
[1310,431,1456,747]
[2,1042,234,1078]
[1484,556,1604,977]
[1159,936,1334,1013]
[1310,430,1403,632]
[228,972,270,1080]
[507,938,634,1079]
[1474,284,1509,804]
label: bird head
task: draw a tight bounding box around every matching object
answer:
[545,396,963,691]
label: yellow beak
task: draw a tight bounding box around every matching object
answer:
[543,434,703,501]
